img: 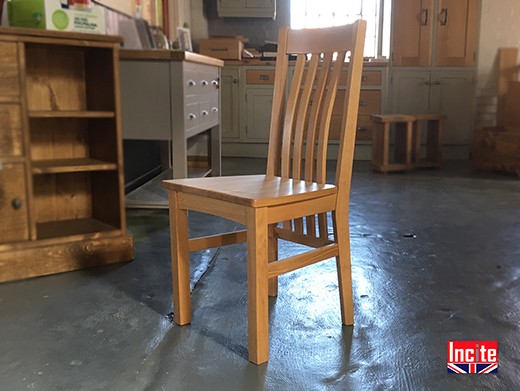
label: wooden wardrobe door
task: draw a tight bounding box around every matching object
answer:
[436,0,479,66]
[393,0,434,67]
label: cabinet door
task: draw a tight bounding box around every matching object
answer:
[436,0,479,66]
[0,41,20,98]
[0,104,23,157]
[391,71,431,114]
[246,87,273,141]
[0,163,29,243]
[429,71,474,144]
[221,68,240,139]
[393,0,434,66]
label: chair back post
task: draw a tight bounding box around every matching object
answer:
[335,20,366,208]
[266,27,290,176]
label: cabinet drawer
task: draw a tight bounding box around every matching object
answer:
[358,90,381,115]
[246,70,276,85]
[326,114,375,141]
[361,71,382,86]
[210,99,219,123]
[184,102,199,130]
[0,42,20,98]
[199,101,211,127]
[0,104,23,157]
[0,163,29,243]
[355,115,374,140]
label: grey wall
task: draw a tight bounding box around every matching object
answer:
[203,0,290,49]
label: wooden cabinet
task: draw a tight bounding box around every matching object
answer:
[392,70,474,144]
[221,68,240,139]
[393,0,479,67]
[217,0,276,18]
[435,0,479,67]
[393,0,434,67]
[221,63,388,157]
[0,27,134,283]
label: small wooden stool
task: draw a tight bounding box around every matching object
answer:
[370,114,415,173]
[412,113,447,168]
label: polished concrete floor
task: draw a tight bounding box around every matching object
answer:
[1,158,520,390]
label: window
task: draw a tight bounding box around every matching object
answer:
[290,0,390,59]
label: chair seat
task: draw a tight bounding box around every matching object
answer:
[163,174,336,208]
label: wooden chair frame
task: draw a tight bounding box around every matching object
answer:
[163,20,367,364]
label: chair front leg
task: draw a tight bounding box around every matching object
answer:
[247,207,269,364]
[333,210,354,326]
[169,190,191,325]
[268,223,278,297]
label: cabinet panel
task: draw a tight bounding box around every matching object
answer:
[246,88,273,141]
[429,71,474,143]
[220,0,246,9]
[391,71,431,114]
[221,68,240,139]
[0,163,29,243]
[393,0,434,66]
[0,104,23,157]
[0,41,20,97]
[247,0,271,8]
[436,0,479,66]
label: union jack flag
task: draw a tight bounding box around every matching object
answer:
[447,363,498,374]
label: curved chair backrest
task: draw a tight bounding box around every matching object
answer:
[265,20,367,235]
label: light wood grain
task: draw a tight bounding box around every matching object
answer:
[286,24,354,54]
[0,26,123,43]
[0,41,20,97]
[119,50,224,67]
[0,235,133,284]
[268,224,278,297]
[188,230,247,252]
[274,227,333,248]
[267,194,336,224]
[36,217,119,240]
[28,111,114,118]
[169,191,192,325]
[247,207,269,364]
[267,243,339,279]
[177,191,248,225]
[436,0,479,67]
[246,69,276,85]
[164,175,336,208]
[393,0,433,66]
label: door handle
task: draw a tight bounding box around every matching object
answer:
[11,198,22,210]
[359,100,368,106]
[440,8,448,26]
[356,126,367,131]
[259,74,270,81]
[361,75,368,81]
[434,81,441,85]
[233,79,238,84]
[422,8,429,26]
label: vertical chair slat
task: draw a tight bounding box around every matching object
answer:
[281,53,307,179]
[266,27,290,176]
[292,54,320,234]
[303,53,333,237]
[315,52,346,240]
[316,51,346,185]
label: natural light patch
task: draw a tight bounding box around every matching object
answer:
[290,0,380,58]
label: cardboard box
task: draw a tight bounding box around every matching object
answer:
[199,38,244,60]
[7,0,105,34]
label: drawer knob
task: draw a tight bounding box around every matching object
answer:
[359,100,368,106]
[201,80,208,86]
[201,110,209,116]
[188,113,196,120]
[357,126,367,131]
[11,198,22,210]
[188,80,196,86]
[212,80,219,87]
[233,79,238,84]
[212,107,219,113]
[361,75,368,81]
[259,74,270,81]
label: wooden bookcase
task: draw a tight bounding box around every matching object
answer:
[0,27,134,283]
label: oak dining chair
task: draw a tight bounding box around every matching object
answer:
[163,20,367,364]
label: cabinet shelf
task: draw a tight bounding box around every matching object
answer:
[36,218,120,240]
[29,111,115,119]
[32,158,117,174]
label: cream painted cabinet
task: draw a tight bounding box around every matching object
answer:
[245,87,273,141]
[393,0,479,67]
[220,67,240,139]
[392,70,474,144]
[217,0,276,18]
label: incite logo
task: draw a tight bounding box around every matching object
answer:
[447,341,498,374]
